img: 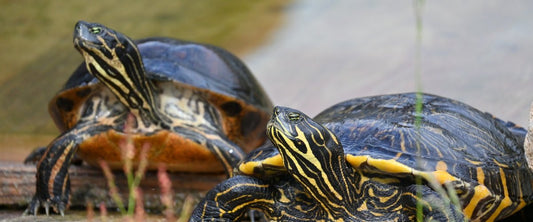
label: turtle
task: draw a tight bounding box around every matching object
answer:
[23,20,273,216]
[191,93,533,221]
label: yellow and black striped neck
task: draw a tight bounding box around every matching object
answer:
[73,21,166,127]
[267,106,357,218]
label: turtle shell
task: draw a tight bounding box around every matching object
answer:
[318,93,532,220]
[48,37,272,171]
[239,93,533,220]
[60,38,271,110]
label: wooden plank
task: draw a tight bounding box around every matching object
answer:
[0,161,224,209]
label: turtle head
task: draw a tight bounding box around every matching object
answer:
[267,106,355,217]
[73,21,137,71]
[73,21,166,127]
[267,106,339,152]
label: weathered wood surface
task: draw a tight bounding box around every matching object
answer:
[0,161,224,209]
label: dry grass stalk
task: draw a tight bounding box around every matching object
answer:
[158,164,176,221]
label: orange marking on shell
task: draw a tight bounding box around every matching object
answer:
[78,130,225,173]
[206,90,271,152]
[50,84,271,155]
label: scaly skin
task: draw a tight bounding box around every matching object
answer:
[24,123,112,215]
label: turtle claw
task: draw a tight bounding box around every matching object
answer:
[44,202,50,216]
[22,197,39,216]
[23,196,67,216]
[49,198,67,216]
[23,197,38,216]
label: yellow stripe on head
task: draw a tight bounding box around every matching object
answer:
[266,106,356,218]
[73,21,164,125]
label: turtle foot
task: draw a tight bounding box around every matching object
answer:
[23,196,66,216]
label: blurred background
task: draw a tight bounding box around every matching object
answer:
[1,0,532,161]
[0,0,288,161]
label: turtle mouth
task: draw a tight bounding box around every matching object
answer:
[266,119,278,139]
[73,37,88,53]
[266,107,280,134]
[73,37,102,56]
[267,108,286,138]
[267,114,283,136]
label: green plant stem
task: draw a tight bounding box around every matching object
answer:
[128,144,150,215]
[99,160,127,214]
[413,0,425,221]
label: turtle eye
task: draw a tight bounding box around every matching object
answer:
[90,27,103,34]
[287,112,301,121]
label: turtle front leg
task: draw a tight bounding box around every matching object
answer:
[24,124,111,216]
[174,126,246,176]
[206,133,246,177]
[24,133,79,216]
[190,175,274,221]
[405,184,466,222]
